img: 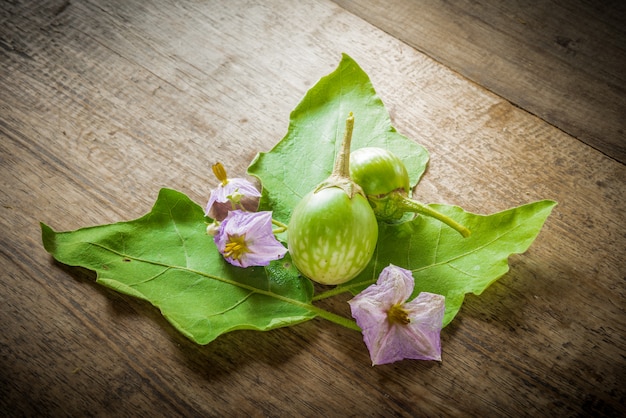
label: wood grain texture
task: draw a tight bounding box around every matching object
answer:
[333,0,626,163]
[1,0,624,416]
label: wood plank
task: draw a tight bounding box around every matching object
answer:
[333,0,626,163]
[1,0,624,416]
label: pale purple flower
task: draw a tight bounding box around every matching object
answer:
[214,210,286,268]
[205,162,261,221]
[348,264,446,365]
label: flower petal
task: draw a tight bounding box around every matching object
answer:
[404,292,446,330]
[349,264,414,312]
[214,210,286,268]
[375,264,415,304]
[388,292,446,363]
[205,177,261,220]
[227,178,262,198]
[349,265,446,365]
[349,294,391,360]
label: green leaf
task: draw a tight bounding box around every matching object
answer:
[248,53,429,224]
[41,188,315,344]
[337,200,557,326]
[248,53,556,329]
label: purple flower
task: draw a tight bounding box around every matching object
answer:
[205,162,261,221]
[348,264,446,365]
[214,210,287,268]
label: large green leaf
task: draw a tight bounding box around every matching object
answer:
[41,188,315,344]
[248,53,429,224]
[335,200,557,326]
[247,53,556,327]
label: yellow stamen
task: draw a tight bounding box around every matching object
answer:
[387,303,410,325]
[212,162,229,186]
[223,234,248,260]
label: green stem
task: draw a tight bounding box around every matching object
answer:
[315,112,363,198]
[306,303,361,331]
[271,219,288,234]
[394,193,471,238]
[312,280,372,301]
[332,112,355,178]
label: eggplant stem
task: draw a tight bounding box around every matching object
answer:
[332,112,355,179]
[397,194,471,237]
[315,112,364,198]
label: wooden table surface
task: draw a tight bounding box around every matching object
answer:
[1,0,624,416]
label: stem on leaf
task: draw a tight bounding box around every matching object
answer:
[392,192,471,237]
[307,303,361,331]
[312,280,372,301]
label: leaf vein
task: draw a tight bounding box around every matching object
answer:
[206,291,255,318]
[168,199,190,268]
[88,242,315,313]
